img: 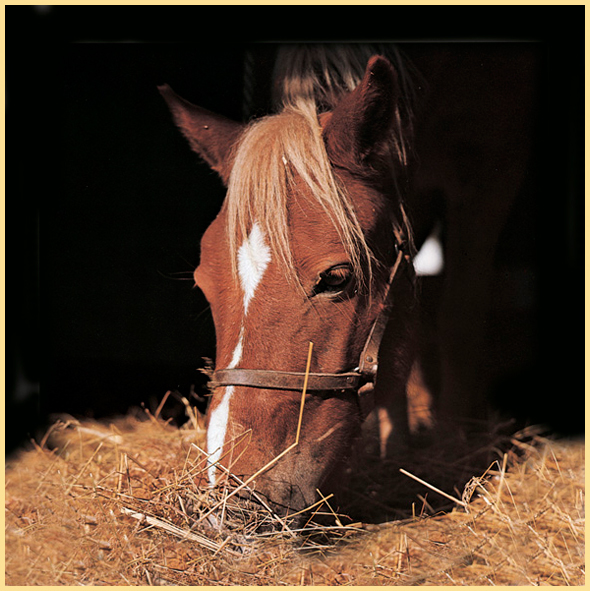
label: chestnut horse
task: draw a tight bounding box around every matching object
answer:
[160,48,417,513]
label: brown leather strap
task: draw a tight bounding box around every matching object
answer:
[357,246,405,384]
[211,368,362,392]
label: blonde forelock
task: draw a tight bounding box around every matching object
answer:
[225,100,374,290]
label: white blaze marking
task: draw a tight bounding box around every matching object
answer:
[206,385,234,485]
[207,223,271,485]
[237,222,272,313]
[229,327,244,368]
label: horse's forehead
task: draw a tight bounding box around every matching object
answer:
[288,181,343,235]
[294,186,386,269]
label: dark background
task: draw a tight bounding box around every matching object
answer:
[7,7,584,454]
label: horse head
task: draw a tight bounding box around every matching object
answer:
[159,55,415,515]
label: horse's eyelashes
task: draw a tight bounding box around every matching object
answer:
[323,265,351,286]
[313,264,354,297]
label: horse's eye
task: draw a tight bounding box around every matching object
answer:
[313,264,353,296]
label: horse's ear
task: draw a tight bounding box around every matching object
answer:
[158,84,244,184]
[323,55,399,172]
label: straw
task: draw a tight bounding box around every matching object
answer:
[399,468,468,509]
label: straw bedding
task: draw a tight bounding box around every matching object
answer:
[5,400,584,586]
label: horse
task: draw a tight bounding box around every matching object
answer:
[159,46,418,514]
[159,43,538,515]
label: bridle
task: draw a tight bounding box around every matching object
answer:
[210,222,413,418]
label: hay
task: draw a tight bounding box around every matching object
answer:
[5,401,584,586]
[293,436,585,586]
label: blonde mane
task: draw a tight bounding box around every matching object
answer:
[225,45,415,289]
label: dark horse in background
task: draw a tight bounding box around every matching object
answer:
[404,44,538,424]
[160,44,541,514]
